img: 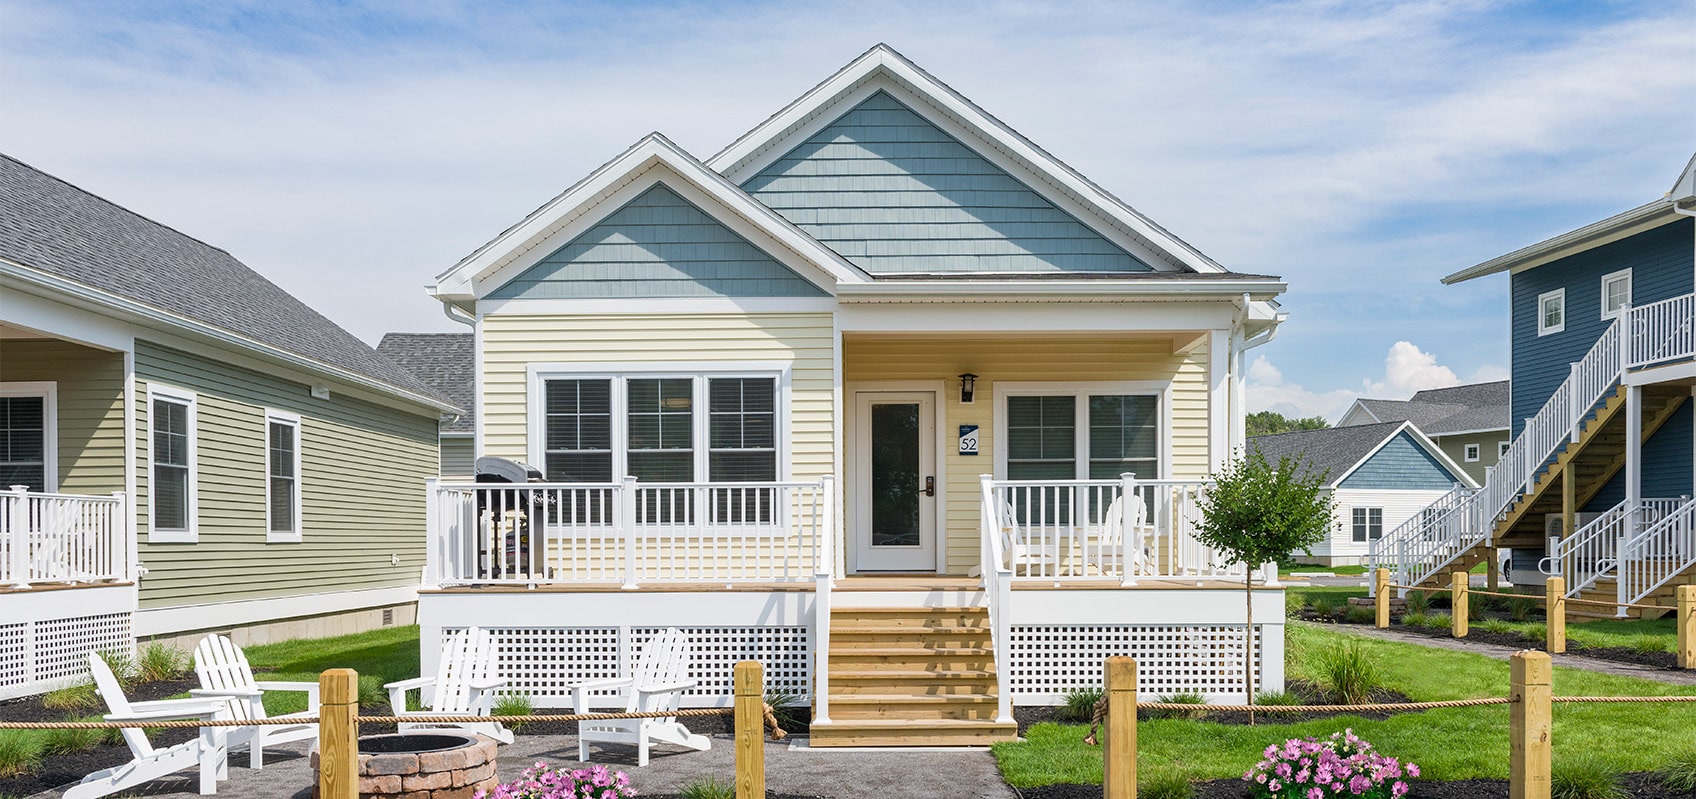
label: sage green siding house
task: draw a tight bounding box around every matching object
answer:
[0,154,458,698]
[376,333,476,479]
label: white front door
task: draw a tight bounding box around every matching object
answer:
[851,391,938,572]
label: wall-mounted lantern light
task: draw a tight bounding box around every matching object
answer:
[959,373,977,405]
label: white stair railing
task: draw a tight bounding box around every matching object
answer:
[978,475,1015,727]
[1547,497,1685,595]
[811,475,835,724]
[1617,496,1696,610]
[1368,484,1476,595]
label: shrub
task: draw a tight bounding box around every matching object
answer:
[1551,752,1626,799]
[41,682,101,711]
[1344,605,1375,625]
[1660,747,1696,792]
[1141,766,1194,799]
[1398,611,1427,628]
[1524,624,1548,642]
[1509,596,1538,622]
[1286,593,1306,615]
[1242,729,1417,798]
[357,675,389,709]
[475,762,636,799]
[1467,596,1489,621]
[0,731,42,779]
[764,687,807,732]
[99,648,137,686]
[40,724,104,756]
[1478,618,1515,635]
[677,775,733,799]
[1403,589,1430,615]
[1059,686,1103,723]
[1310,596,1340,618]
[1256,689,1302,706]
[135,642,189,683]
[492,692,535,733]
[1146,692,1209,720]
[1629,635,1669,654]
[1309,640,1382,705]
[1419,612,1452,630]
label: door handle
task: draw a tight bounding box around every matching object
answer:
[924,476,935,497]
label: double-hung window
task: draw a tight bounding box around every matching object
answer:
[1600,269,1632,320]
[1352,507,1383,542]
[147,385,197,542]
[0,383,55,492]
[1537,289,1565,336]
[999,384,1164,521]
[266,410,302,542]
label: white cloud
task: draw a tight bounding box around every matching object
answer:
[1248,341,1503,422]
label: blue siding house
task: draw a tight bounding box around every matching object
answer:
[1374,153,1696,612]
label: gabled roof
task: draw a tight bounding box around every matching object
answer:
[708,44,1232,277]
[1340,380,1509,436]
[1444,151,1696,284]
[376,333,474,433]
[1249,420,1475,488]
[430,134,869,303]
[0,154,455,412]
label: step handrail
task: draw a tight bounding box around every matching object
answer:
[979,475,1015,726]
[1368,484,1476,595]
[1616,495,1696,609]
[1547,497,1686,596]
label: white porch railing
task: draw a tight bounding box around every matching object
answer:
[978,475,1015,727]
[1626,294,1696,369]
[1368,484,1482,595]
[1543,497,1685,595]
[979,476,1243,583]
[1617,496,1696,610]
[425,477,833,588]
[1,487,130,588]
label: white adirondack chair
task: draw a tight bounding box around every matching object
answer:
[190,634,319,769]
[385,626,513,744]
[568,627,710,767]
[66,652,230,798]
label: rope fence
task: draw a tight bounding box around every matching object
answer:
[0,705,791,738]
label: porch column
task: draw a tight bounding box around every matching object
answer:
[1625,385,1642,529]
[1208,329,1229,472]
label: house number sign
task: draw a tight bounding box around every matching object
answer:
[958,424,979,455]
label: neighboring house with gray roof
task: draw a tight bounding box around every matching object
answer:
[1251,421,1476,566]
[1337,380,1510,484]
[0,154,458,697]
[377,333,476,478]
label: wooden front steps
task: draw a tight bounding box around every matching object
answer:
[1570,573,1694,620]
[810,606,1017,747]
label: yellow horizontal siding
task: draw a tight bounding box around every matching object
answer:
[134,341,438,609]
[0,339,126,495]
[844,336,1210,574]
[480,313,836,483]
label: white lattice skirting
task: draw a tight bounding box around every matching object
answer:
[0,612,134,700]
[1004,624,1267,705]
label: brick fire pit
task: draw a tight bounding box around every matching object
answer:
[311,732,498,799]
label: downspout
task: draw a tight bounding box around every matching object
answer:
[442,301,476,327]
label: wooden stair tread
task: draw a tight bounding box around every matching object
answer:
[835,606,985,614]
[829,693,997,703]
[832,668,997,678]
[831,647,992,656]
[815,718,1011,729]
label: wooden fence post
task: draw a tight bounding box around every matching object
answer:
[1509,651,1552,799]
[1545,577,1566,654]
[1452,571,1469,638]
[1374,568,1390,628]
[319,668,359,799]
[1104,657,1138,799]
[1678,585,1694,670]
[734,661,765,799]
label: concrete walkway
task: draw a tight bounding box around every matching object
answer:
[1319,622,1696,686]
[29,732,1020,799]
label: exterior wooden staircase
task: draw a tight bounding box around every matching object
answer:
[1570,572,1695,620]
[809,606,1018,747]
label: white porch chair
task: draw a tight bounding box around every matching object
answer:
[190,634,319,769]
[385,626,514,744]
[567,627,710,766]
[1083,495,1154,577]
[66,652,230,798]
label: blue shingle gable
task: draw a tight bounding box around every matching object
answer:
[1339,431,1466,490]
[488,183,829,299]
[742,91,1155,275]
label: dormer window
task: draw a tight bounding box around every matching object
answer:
[1600,269,1632,320]
[1537,289,1565,336]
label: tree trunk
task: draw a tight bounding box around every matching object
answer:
[1245,570,1255,725]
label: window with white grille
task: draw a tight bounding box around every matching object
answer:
[0,382,55,492]
[1352,507,1383,542]
[1600,269,1632,320]
[266,410,302,542]
[147,384,198,542]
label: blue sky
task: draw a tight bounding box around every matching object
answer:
[3,0,1692,420]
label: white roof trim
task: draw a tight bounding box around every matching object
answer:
[834,277,1285,302]
[1331,421,1479,490]
[706,43,1232,277]
[1443,200,1678,285]
[430,134,869,301]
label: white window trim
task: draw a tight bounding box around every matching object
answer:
[525,361,794,483]
[1537,288,1566,336]
[0,382,58,493]
[1463,443,1480,462]
[265,409,303,543]
[991,380,1173,481]
[1351,506,1383,542]
[146,383,198,543]
[1599,268,1632,320]
[1498,441,1510,458]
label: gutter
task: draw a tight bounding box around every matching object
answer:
[1442,200,1675,285]
[834,278,1286,301]
[2,261,462,416]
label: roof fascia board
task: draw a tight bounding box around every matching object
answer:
[834,277,1285,302]
[1443,201,1676,285]
[707,45,1231,275]
[1338,402,1380,425]
[1430,426,1510,437]
[436,135,867,299]
[1,261,459,415]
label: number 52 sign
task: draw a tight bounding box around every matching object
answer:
[958,425,979,455]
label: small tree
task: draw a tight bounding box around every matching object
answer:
[1192,450,1333,721]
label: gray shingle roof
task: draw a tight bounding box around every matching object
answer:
[0,154,451,408]
[1248,421,1409,486]
[376,333,474,433]
[1347,380,1509,435]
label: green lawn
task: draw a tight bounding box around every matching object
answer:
[993,622,1696,787]
[1478,616,1679,653]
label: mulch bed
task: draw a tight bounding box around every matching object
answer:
[1019,771,1694,798]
